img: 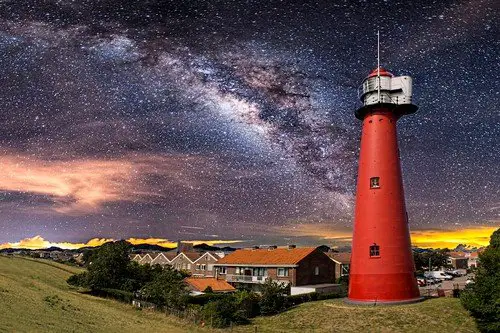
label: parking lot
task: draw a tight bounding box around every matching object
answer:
[419,274,473,297]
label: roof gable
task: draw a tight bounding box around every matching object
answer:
[194,252,219,263]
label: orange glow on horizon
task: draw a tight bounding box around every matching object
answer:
[0,235,244,250]
[410,226,498,248]
[275,223,498,249]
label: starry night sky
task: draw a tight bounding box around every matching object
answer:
[0,0,498,246]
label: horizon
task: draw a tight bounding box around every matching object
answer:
[1,225,496,251]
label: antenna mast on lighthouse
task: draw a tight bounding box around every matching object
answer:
[377,30,381,102]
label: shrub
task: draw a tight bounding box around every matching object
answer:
[259,279,288,315]
[66,272,89,287]
[87,288,134,303]
[460,228,500,333]
[201,295,248,328]
[234,290,261,318]
[187,293,227,305]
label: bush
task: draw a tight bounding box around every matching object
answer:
[201,295,248,328]
[87,288,134,303]
[234,290,261,318]
[259,279,288,315]
[460,228,500,333]
[187,293,227,306]
[66,272,89,287]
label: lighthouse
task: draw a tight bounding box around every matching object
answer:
[347,42,421,304]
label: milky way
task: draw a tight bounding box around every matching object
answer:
[0,0,498,245]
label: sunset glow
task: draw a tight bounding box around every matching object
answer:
[0,235,244,250]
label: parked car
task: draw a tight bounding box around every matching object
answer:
[425,271,453,281]
[416,277,426,286]
[446,270,463,277]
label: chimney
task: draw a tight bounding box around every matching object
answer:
[288,244,296,250]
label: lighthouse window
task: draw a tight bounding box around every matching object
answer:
[370,177,380,189]
[370,244,380,257]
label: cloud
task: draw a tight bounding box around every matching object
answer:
[0,235,244,250]
[0,152,206,214]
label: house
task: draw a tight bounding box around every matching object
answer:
[131,251,221,277]
[169,252,201,272]
[138,253,155,265]
[150,252,177,266]
[192,252,220,277]
[214,246,336,293]
[185,277,235,295]
[466,252,479,268]
[326,252,351,281]
[447,252,469,269]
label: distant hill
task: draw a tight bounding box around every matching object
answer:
[131,244,175,252]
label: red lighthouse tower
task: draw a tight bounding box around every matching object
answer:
[347,52,421,303]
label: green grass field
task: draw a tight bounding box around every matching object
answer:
[233,297,478,333]
[0,255,479,333]
[0,255,201,333]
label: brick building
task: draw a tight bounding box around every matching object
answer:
[326,252,351,281]
[213,246,335,292]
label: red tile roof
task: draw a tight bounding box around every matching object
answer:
[326,252,351,264]
[216,247,317,265]
[448,251,467,258]
[185,277,235,293]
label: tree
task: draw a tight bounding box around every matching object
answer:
[140,266,189,310]
[85,240,132,290]
[259,279,289,315]
[413,249,449,272]
[460,228,500,333]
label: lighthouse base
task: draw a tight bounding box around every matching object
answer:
[344,297,424,306]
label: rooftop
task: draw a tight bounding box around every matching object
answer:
[185,277,235,293]
[216,247,317,265]
[326,252,351,264]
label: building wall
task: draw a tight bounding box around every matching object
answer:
[450,258,468,269]
[222,266,296,285]
[170,254,194,272]
[193,254,218,277]
[296,250,335,286]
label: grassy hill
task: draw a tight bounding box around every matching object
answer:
[234,298,478,333]
[0,255,201,333]
[0,255,479,333]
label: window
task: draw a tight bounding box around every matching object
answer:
[219,266,227,274]
[196,264,201,270]
[200,264,206,270]
[314,266,320,276]
[341,264,350,276]
[235,267,242,275]
[253,267,267,276]
[370,177,380,189]
[277,268,289,277]
[370,244,380,257]
[187,264,191,270]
